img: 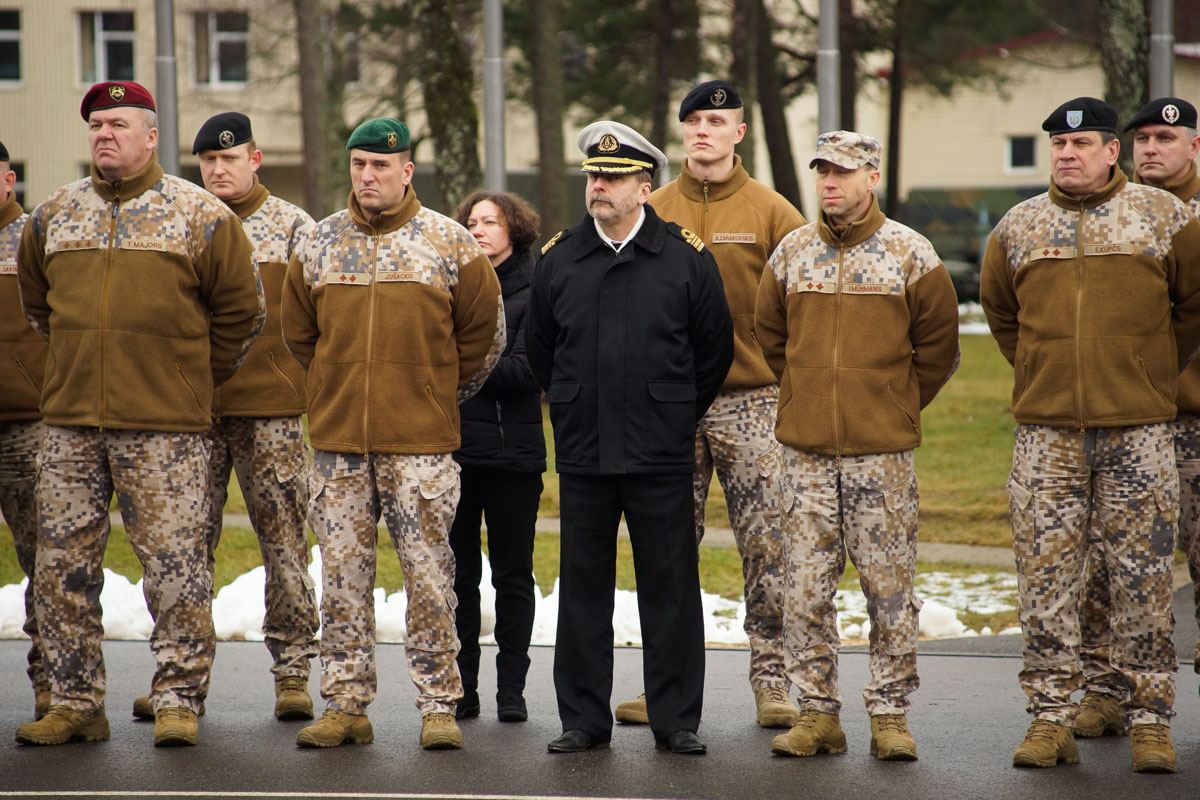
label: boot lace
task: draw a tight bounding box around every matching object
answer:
[874,714,908,733]
[1024,719,1062,741]
[762,687,791,705]
[1079,692,1113,712]
[277,676,308,693]
[1132,724,1170,745]
[793,709,824,730]
[158,707,193,721]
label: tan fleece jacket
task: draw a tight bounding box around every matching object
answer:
[18,155,264,432]
[981,166,1200,428]
[0,194,46,421]
[650,156,805,390]
[756,196,960,455]
[282,187,504,455]
[213,177,313,417]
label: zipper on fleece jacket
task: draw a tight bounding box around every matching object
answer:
[99,198,119,431]
[1074,203,1086,432]
[362,233,380,454]
[832,243,845,454]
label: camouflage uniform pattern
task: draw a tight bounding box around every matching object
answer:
[36,425,214,714]
[693,385,786,689]
[205,416,318,677]
[1008,424,1177,726]
[778,445,921,716]
[308,450,462,715]
[0,420,45,690]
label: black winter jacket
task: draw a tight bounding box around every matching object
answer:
[527,205,734,475]
[455,248,547,473]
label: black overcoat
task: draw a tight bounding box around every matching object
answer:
[526,205,734,475]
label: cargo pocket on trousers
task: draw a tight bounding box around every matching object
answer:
[1006,475,1035,561]
[417,462,460,500]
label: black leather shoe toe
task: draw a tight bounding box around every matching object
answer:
[655,730,707,755]
[547,729,610,753]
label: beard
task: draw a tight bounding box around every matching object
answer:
[587,192,636,223]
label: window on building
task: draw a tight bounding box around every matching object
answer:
[79,11,136,84]
[10,162,24,208]
[1006,135,1036,172]
[0,10,20,83]
[194,12,249,85]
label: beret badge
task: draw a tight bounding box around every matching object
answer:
[1066,110,1082,129]
[711,88,727,106]
[1163,104,1180,124]
[109,85,126,101]
[218,130,235,148]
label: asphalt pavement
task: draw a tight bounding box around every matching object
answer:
[2,585,1200,800]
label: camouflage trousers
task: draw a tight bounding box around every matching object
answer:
[1008,424,1177,726]
[205,415,318,678]
[0,419,45,692]
[693,385,787,691]
[1080,415,1200,699]
[309,450,462,716]
[36,426,214,714]
[779,446,921,716]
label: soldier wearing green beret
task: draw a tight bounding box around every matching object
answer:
[282,117,505,751]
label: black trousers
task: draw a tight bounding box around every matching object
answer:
[449,465,542,693]
[554,472,705,740]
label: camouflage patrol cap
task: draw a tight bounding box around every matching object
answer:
[809,130,882,170]
[346,118,411,153]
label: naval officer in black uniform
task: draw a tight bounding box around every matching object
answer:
[527,120,734,755]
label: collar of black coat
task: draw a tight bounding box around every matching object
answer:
[816,193,885,248]
[348,183,421,235]
[676,154,750,202]
[224,174,269,220]
[494,247,535,292]
[572,203,667,259]
[90,152,163,203]
[1049,164,1127,210]
[0,193,22,230]
[1133,159,1200,205]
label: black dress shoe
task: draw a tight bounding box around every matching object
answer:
[547,729,610,753]
[655,730,707,755]
[496,689,527,722]
[455,690,480,720]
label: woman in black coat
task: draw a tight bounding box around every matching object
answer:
[450,190,546,722]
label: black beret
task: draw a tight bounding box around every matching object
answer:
[1124,97,1198,132]
[1042,97,1118,136]
[678,80,743,121]
[192,112,253,154]
[0,140,7,162]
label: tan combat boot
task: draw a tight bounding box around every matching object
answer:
[275,676,314,721]
[615,692,649,724]
[33,683,51,721]
[755,686,801,728]
[1130,723,1177,773]
[133,695,205,720]
[870,714,918,761]
[1073,691,1124,738]
[1012,718,1079,768]
[154,707,199,747]
[16,706,110,745]
[770,709,847,757]
[297,709,374,748]
[421,712,463,750]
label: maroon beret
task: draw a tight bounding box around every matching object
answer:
[80,81,156,121]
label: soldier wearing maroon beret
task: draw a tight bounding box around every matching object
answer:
[15,81,265,748]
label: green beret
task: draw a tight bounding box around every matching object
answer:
[346,118,411,153]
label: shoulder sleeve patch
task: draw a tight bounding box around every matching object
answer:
[541,230,565,255]
[680,227,705,253]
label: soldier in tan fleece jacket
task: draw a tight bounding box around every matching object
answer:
[981,97,1200,774]
[282,117,503,752]
[755,130,959,763]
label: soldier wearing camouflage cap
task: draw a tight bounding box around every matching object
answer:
[0,139,50,724]
[282,117,504,751]
[981,97,1200,773]
[614,79,805,732]
[128,111,321,726]
[529,120,733,756]
[1075,96,1200,746]
[757,130,959,762]
[15,81,264,748]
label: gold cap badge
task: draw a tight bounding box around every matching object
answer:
[109,85,126,101]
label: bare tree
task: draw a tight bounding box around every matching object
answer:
[530,0,567,235]
[411,0,483,213]
[756,0,803,214]
[1098,0,1148,173]
[730,0,759,176]
[293,0,334,218]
